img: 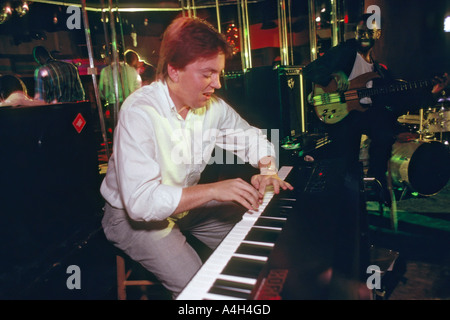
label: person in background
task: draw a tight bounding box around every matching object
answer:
[124,49,140,70]
[125,49,156,85]
[0,74,44,107]
[303,13,448,206]
[100,16,293,299]
[99,48,142,141]
[32,46,85,103]
[140,63,156,86]
[99,49,142,107]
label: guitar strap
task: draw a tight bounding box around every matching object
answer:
[372,59,387,80]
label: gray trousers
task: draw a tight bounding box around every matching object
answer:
[102,201,245,299]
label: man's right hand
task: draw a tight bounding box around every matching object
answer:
[331,71,349,92]
[209,178,262,211]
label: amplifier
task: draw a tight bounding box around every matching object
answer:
[218,66,310,141]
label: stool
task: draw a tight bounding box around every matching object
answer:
[116,252,159,300]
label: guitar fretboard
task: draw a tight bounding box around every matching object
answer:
[358,79,433,98]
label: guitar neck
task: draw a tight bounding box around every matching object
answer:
[358,79,434,99]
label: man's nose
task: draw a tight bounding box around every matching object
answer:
[211,74,221,89]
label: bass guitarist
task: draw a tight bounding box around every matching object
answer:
[303,13,448,206]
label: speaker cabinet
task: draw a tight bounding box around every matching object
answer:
[276,66,309,138]
[217,66,309,141]
[0,101,103,294]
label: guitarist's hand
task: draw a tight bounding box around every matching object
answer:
[431,73,448,95]
[331,71,349,92]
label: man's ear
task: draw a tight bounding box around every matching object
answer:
[167,64,179,82]
[373,29,381,40]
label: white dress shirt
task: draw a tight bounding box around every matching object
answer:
[100,80,276,222]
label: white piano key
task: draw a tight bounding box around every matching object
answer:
[241,240,275,247]
[211,284,253,295]
[258,216,287,221]
[203,292,246,300]
[252,225,283,231]
[232,253,268,262]
[216,274,257,286]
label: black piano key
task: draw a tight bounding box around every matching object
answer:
[254,217,286,229]
[209,279,254,299]
[235,242,273,257]
[221,257,266,280]
[260,208,287,218]
[244,227,281,244]
[260,198,295,218]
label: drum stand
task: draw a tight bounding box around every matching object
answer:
[361,136,398,232]
[363,178,397,233]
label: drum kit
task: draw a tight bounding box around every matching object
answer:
[394,94,450,197]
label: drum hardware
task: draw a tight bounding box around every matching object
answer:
[397,113,421,125]
[389,139,450,197]
[417,104,450,143]
[424,107,450,133]
[397,111,424,138]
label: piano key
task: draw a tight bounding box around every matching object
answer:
[203,292,246,300]
[261,201,295,217]
[241,240,275,247]
[208,279,254,299]
[232,253,268,262]
[260,206,290,218]
[212,279,255,292]
[221,257,266,280]
[216,274,257,286]
[244,227,282,244]
[235,242,274,257]
[254,218,286,229]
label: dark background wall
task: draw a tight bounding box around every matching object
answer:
[366,0,450,81]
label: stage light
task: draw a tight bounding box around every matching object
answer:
[14,1,28,17]
[0,4,12,24]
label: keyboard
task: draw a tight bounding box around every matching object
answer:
[176,166,294,300]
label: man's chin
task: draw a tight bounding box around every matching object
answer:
[358,44,373,53]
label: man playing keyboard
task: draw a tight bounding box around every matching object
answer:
[100,16,293,299]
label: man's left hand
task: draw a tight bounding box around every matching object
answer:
[432,72,448,94]
[250,174,294,203]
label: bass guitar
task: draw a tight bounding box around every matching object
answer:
[309,72,438,124]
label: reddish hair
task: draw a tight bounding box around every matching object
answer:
[156,17,232,80]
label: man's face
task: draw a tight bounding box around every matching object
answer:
[170,52,225,110]
[355,22,380,53]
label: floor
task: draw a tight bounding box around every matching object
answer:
[367,183,450,300]
[2,145,449,301]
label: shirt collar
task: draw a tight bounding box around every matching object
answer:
[158,80,178,113]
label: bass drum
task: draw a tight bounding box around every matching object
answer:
[390,140,450,196]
